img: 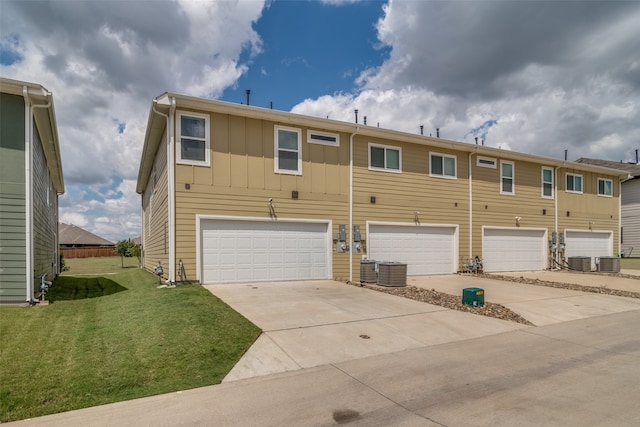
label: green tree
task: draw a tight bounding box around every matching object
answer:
[114,239,137,268]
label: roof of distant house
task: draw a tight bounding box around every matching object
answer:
[58,223,114,246]
[575,158,640,178]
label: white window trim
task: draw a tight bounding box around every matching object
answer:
[176,111,210,166]
[307,130,339,147]
[500,160,515,195]
[477,156,497,168]
[541,166,554,199]
[429,152,457,179]
[597,177,613,197]
[566,173,583,194]
[368,143,402,173]
[274,125,302,175]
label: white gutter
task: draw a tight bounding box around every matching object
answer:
[348,127,359,282]
[152,98,176,283]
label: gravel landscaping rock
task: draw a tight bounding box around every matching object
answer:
[350,271,640,327]
[481,273,640,299]
[349,282,535,326]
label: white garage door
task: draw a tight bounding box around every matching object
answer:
[368,224,457,275]
[200,219,330,284]
[483,228,547,272]
[565,230,613,269]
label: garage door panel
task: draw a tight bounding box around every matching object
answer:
[565,231,612,269]
[483,228,546,272]
[201,219,330,284]
[368,224,456,276]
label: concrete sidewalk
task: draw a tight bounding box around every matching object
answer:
[10,310,640,427]
[206,280,526,382]
[410,274,640,326]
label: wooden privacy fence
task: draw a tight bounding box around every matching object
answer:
[60,247,116,258]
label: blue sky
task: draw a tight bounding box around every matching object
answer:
[222,1,390,111]
[1,0,639,242]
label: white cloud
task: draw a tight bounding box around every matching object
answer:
[2,0,266,241]
[295,0,640,164]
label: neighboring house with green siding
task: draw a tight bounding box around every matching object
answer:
[0,78,64,303]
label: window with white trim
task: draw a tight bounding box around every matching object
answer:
[477,156,496,168]
[500,161,514,194]
[275,126,302,174]
[430,152,457,178]
[177,111,210,166]
[598,178,613,197]
[542,167,554,198]
[369,143,401,172]
[566,173,583,193]
[307,130,339,147]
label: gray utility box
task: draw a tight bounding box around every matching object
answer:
[568,256,591,272]
[598,256,620,273]
[360,259,377,283]
[377,262,407,287]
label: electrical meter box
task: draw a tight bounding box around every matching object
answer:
[462,287,484,307]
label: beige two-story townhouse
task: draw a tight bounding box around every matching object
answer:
[136,93,628,284]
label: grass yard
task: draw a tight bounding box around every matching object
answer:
[621,257,640,270]
[0,260,261,422]
[61,255,140,275]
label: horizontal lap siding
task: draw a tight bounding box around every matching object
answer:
[471,161,555,259]
[175,113,351,282]
[32,125,58,290]
[558,169,620,254]
[0,93,26,302]
[142,129,169,274]
[352,138,469,277]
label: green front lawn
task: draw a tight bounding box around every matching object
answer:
[0,266,261,422]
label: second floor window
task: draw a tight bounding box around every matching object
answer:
[275,126,302,174]
[566,173,583,193]
[501,161,514,194]
[430,153,456,178]
[542,167,554,198]
[369,143,401,172]
[598,178,613,197]
[177,112,210,166]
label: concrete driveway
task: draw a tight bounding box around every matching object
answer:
[410,273,640,326]
[204,280,526,382]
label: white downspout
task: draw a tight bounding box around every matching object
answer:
[168,97,177,284]
[553,167,559,269]
[468,151,477,260]
[22,87,32,302]
[348,127,359,283]
[151,98,176,283]
[618,177,622,256]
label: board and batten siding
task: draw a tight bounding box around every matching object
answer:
[620,179,640,256]
[32,122,59,288]
[174,112,351,282]
[0,93,27,302]
[351,137,469,278]
[141,128,169,275]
